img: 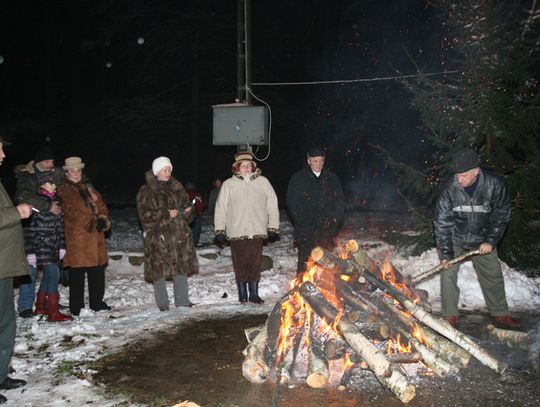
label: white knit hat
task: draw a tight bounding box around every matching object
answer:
[152,156,173,176]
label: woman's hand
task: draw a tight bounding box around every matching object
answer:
[169,209,180,218]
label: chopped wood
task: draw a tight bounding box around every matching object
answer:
[388,353,422,364]
[487,324,529,350]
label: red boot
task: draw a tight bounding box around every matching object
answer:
[34,291,48,315]
[47,293,73,322]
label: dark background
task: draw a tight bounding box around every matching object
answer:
[0,0,444,208]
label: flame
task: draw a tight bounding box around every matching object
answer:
[411,322,428,346]
[386,333,413,355]
[380,261,422,304]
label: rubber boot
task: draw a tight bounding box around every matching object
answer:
[236,281,248,303]
[34,291,48,315]
[248,281,264,304]
[47,293,73,322]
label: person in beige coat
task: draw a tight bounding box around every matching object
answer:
[214,151,280,304]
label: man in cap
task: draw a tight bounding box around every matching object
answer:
[14,146,64,318]
[287,147,345,275]
[434,148,519,329]
[0,136,32,404]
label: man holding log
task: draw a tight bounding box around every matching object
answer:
[286,147,345,275]
[434,148,520,330]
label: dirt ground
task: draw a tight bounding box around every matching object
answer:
[94,311,540,407]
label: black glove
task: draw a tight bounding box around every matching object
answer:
[267,231,280,243]
[96,218,106,233]
[214,233,227,248]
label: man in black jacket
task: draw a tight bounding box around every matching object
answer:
[434,148,519,329]
[287,147,345,274]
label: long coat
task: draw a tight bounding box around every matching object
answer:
[136,171,199,283]
[24,194,65,266]
[286,167,345,243]
[14,162,65,212]
[57,180,110,268]
[0,180,30,279]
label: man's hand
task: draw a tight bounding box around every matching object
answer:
[441,260,451,270]
[50,201,62,215]
[214,233,227,248]
[17,203,32,219]
[479,243,493,254]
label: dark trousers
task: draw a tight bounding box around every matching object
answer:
[230,238,264,282]
[295,234,335,274]
[69,265,106,315]
[190,217,202,245]
[0,277,15,383]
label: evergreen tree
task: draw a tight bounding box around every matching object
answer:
[379,0,540,274]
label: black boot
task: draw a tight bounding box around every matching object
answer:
[248,281,264,304]
[236,281,248,303]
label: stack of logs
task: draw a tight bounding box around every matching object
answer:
[242,240,508,404]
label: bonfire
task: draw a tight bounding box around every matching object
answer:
[241,240,511,403]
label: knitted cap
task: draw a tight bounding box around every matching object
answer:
[152,156,173,176]
[452,148,480,173]
[36,170,56,186]
[35,146,55,163]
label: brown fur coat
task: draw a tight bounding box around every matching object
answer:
[136,171,199,283]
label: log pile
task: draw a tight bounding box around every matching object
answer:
[242,240,508,404]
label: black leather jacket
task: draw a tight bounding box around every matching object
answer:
[433,170,511,260]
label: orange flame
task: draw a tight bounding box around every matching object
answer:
[386,333,413,355]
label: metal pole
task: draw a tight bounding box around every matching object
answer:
[244,0,252,104]
[236,0,246,102]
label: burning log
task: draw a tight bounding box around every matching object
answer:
[388,352,422,364]
[306,314,330,388]
[299,281,416,403]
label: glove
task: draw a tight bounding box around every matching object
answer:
[27,253,37,268]
[96,218,106,233]
[267,231,280,243]
[214,233,227,248]
[59,249,66,260]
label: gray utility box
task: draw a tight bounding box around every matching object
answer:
[212,103,269,145]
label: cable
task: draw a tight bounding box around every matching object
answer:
[251,69,460,86]
[245,86,272,162]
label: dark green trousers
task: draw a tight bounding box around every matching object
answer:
[441,247,509,317]
[0,277,15,383]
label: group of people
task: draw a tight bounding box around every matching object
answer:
[0,134,521,404]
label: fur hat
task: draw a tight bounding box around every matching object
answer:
[152,156,173,176]
[452,148,480,173]
[234,151,254,163]
[35,146,55,163]
[36,170,56,186]
[63,156,85,170]
[307,147,326,158]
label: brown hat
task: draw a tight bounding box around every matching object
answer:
[234,151,254,163]
[63,156,85,170]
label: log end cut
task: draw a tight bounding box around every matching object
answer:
[306,372,329,388]
[242,358,270,384]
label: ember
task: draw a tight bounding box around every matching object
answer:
[242,240,508,404]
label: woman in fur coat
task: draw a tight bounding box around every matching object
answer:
[214,151,280,304]
[136,156,198,311]
[57,157,111,316]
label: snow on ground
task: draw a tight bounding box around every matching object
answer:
[4,209,540,406]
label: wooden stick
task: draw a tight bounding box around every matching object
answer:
[388,353,422,364]
[299,281,416,403]
[487,324,529,350]
[412,250,480,284]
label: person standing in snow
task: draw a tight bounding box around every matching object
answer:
[434,148,520,330]
[136,157,198,311]
[184,182,204,246]
[0,136,31,403]
[23,170,71,321]
[57,157,111,316]
[286,147,345,275]
[214,151,280,304]
[14,146,64,318]
[207,177,222,217]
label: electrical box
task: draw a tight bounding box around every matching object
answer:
[212,103,268,146]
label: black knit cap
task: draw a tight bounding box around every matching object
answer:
[36,170,56,186]
[35,146,55,163]
[452,148,480,173]
[307,147,326,158]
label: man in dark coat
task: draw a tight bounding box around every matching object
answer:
[0,136,32,404]
[287,147,345,274]
[14,146,64,318]
[434,148,519,330]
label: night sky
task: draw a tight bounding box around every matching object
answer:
[0,0,445,208]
